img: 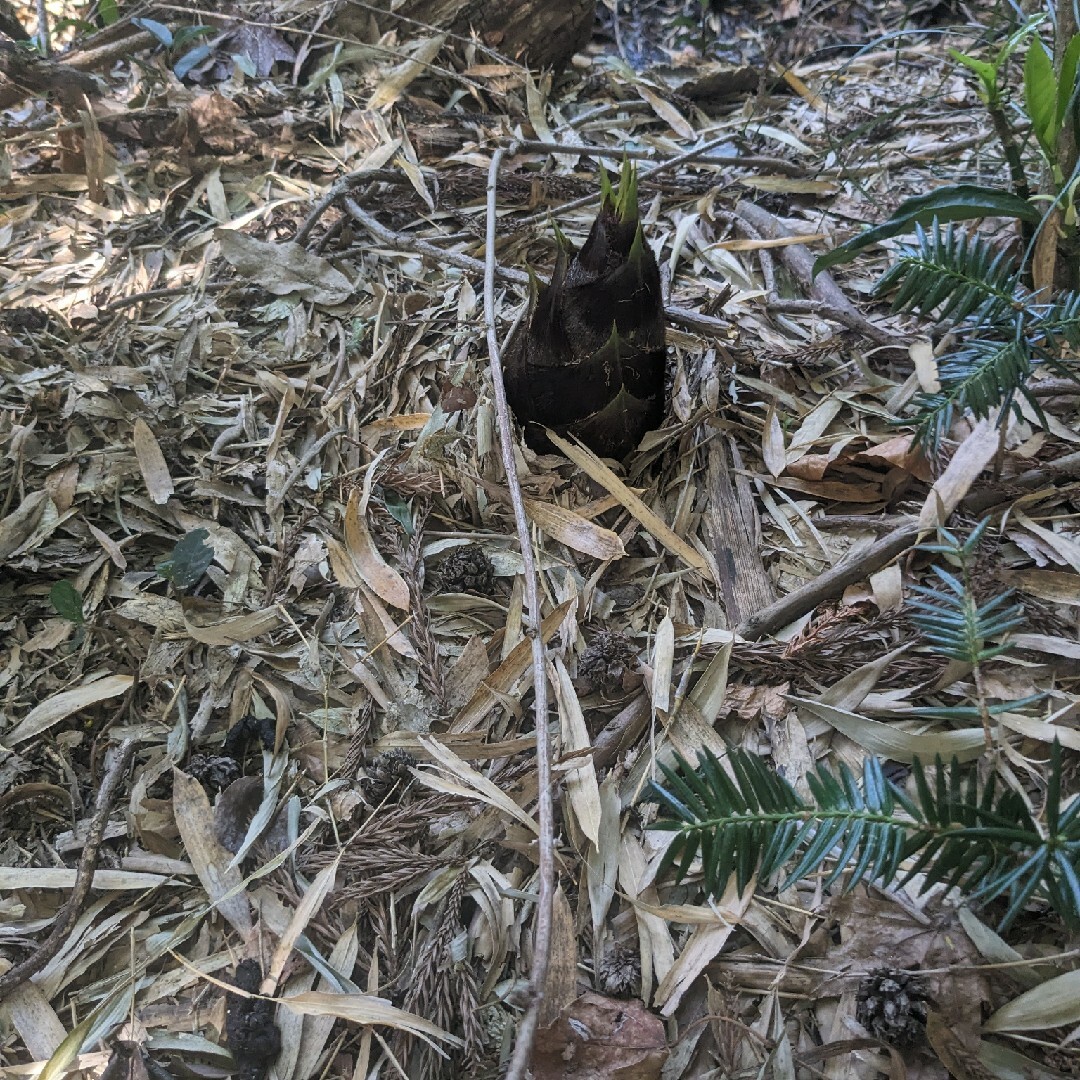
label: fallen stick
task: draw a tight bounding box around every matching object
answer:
[735,520,921,641]
[0,739,136,999]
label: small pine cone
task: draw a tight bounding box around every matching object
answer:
[435,544,495,594]
[855,968,928,1047]
[597,941,641,998]
[361,749,417,804]
[579,629,638,694]
[186,753,241,794]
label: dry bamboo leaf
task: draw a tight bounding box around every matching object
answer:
[6,673,133,745]
[586,778,620,954]
[666,697,728,763]
[1004,569,1080,604]
[1009,633,1080,659]
[353,949,379,1080]
[762,404,787,478]
[983,970,1080,1031]
[0,979,67,1059]
[979,1041,1071,1078]
[653,878,753,1015]
[327,536,363,588]
[688,639,733,725]
[917,417,1000,531]
[910,339,940,393]
[280,991,462,1049]
[958,909,1041,990]
[1012,510,1080,574]
[113,596,186,631]
[0,490,49,560]
[87,520,126,569]
[0,868,173,889]
[415,736,540,834]
[785,394,837,447]
[794,698,985,763]
[819,646,908,712]
[275,967,318,1080]
[395,151,434,213]
[552,657,602,848]
[650,615,675,714]
[1032,206,1062,295]
[524,69,554,144]
[446,635,490,713]
[995,712,1080,750]
[366,35,447,111]
[539,885,578,1028]
[172,768,252,937]
[450,598,574,732]
[290,925,360,1080]
[716,229,829,248]
[524,498,625,560]
[869,563,902,611]
[633,900,747,925]
[360,413,431,447]
[356,584,416,658]
[267,857,339,990]
[636,84,695,138]
[181,601,281,646]
[215,230,353,305]
[619,833,675,1002]
[547,432,712,580]
[132,418,174,505]
[344,485,409,611]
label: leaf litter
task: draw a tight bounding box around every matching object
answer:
[1,0,1079,1077]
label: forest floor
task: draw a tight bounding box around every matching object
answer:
[1,0,1079,1077]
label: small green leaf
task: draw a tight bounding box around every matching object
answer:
[171,23,214,50]
[948,47,998,104]
[158,527,214,590]
[49,581,84,624]
[1057,34,1080,133]
[813,186,1040,276]
[132,16,172,46]
[381,490,415,535]
[97,0,119,26]
[1024,37,1059,161]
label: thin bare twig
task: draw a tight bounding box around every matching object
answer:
[0,738,136,998]
[509,138,805,177]
[735,199,899,345]
[482,143,555,1080]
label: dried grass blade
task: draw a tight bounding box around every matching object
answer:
[280,991,462,1050]
[171,769,252,936]
[546,432,713,580]
[413,736,539,835]
[449,598,574,732]
[6,674,133,745]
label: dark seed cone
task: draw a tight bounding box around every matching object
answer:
[504,160,666,460]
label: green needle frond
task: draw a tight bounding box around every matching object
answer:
[871,220,1079,452]
[647,743,1080,931]
[909,519,1025,666]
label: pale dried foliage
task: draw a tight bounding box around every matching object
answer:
[1,0,1079,1077]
